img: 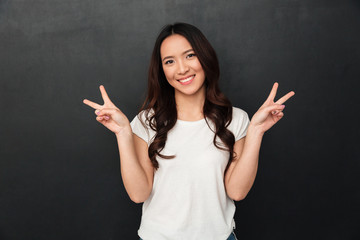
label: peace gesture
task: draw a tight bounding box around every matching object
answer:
[83,85,130,134]
[250,82,295,134]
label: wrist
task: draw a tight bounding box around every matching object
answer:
[115,124,133,138]
[247,123,265,137]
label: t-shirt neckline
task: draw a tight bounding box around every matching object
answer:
[176,118,206,124]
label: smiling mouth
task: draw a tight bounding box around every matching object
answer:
[177,75,195,83]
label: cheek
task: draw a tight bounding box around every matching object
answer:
[162,67,176,87]
[194,61,205,78]
[162,66,173,80]
[192,59,203,71]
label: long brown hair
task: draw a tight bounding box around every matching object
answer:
[139,23,236,172]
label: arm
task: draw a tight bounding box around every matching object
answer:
[225,82,295,201]
[224,126,263,201]
[115,127,154,203]
[83,85,153,203]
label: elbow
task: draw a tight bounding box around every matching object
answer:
[129,191,151,204]
[131,197,145,204]
[125,183,152,203]
[129,194,147,203]
[231,194,247,201]
[228,191,248,201]
[226,182,252,201]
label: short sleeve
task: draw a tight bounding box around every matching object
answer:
[228,107,250,141]
[130,110,156,146]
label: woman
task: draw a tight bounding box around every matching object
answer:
[83,23,294,240]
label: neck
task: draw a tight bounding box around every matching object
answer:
[175,86,206,121]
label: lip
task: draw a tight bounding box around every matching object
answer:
[177,75,195,81]
[177,74,195,85]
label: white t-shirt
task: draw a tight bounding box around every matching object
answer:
[130,107,250,240]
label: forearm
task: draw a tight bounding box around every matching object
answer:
[226,124,264,200]
[115,126,151,203]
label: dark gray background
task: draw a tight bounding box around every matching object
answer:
[1,0,359,239]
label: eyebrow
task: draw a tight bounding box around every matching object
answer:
[162,49,194,62]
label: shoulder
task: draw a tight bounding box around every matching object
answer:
[231,106,248,120]
[137,108,154,119]
[130,108,155,130]
[228,106,250,140]
[130,108,156,145]
[133,108,155,125]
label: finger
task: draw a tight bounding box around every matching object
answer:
[83,99,102,109]
[95,108,119,117]
[99,85,113,104]
[265,82,279,103]
[275,112,284,119]
[95,110,110,120]
[272,110,280,115]
[275,91,295,105]
[272,110,282,115]
[265,104,285,114]
[272,109,285,115]
[96,115,111,120]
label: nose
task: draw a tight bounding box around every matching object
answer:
[177,60,189,75]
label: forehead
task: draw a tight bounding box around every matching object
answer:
[160,34,193,57]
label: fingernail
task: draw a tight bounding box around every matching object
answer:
[105,116,109,120]
[281,105,285,108]
[95,110,100,115]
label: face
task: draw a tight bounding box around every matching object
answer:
[160,34,206,98]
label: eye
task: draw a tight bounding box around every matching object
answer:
[186,53,196,59]
[164,59,174,65]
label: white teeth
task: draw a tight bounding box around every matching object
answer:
[179,75,194,83]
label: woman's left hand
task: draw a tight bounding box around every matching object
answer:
[250,82,295,134]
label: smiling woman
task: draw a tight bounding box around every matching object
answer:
[83,22,294,240]
[160,34,206,105]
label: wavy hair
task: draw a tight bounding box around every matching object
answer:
[139,22,236,172]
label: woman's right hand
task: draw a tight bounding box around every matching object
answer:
[83,85,130,135]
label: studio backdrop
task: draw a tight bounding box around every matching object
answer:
[0,0,359,239]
